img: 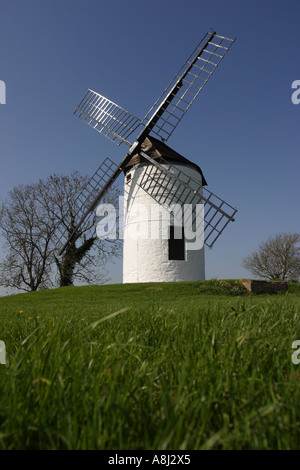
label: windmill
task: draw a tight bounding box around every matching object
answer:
[57,31,237,283]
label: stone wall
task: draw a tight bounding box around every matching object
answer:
[242,280,288,294]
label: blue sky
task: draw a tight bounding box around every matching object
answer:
[0,0,299,288]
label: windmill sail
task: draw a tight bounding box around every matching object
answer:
[57,157,119,255]
[140,32,235,143]
[137,150,237,248]
[74,32,235,148]
[74,90,143,146]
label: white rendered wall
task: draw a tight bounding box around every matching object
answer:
[123,162,205,283]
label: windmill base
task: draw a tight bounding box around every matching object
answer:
[123,239,205,284]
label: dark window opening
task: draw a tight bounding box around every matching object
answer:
[168,225,185,260]
[126,173,132,183]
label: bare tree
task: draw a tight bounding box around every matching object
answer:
[0,184,56,291]
[242,233,300,281]
[38,172,121,287]
[0,172,121,291]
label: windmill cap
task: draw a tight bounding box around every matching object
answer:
[123,135,207,186]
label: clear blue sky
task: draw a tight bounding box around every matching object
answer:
[0,0,299,288]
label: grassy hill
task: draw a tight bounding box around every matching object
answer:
[0,281,300,449]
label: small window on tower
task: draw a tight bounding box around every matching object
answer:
[168,225,185,261]
[126,173,132,183]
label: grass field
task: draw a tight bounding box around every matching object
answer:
[0,280,300,450]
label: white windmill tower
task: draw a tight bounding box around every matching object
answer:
[57,31,237,284]
[122,136,207,283]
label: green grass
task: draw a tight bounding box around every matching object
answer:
[0,281,300,450]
